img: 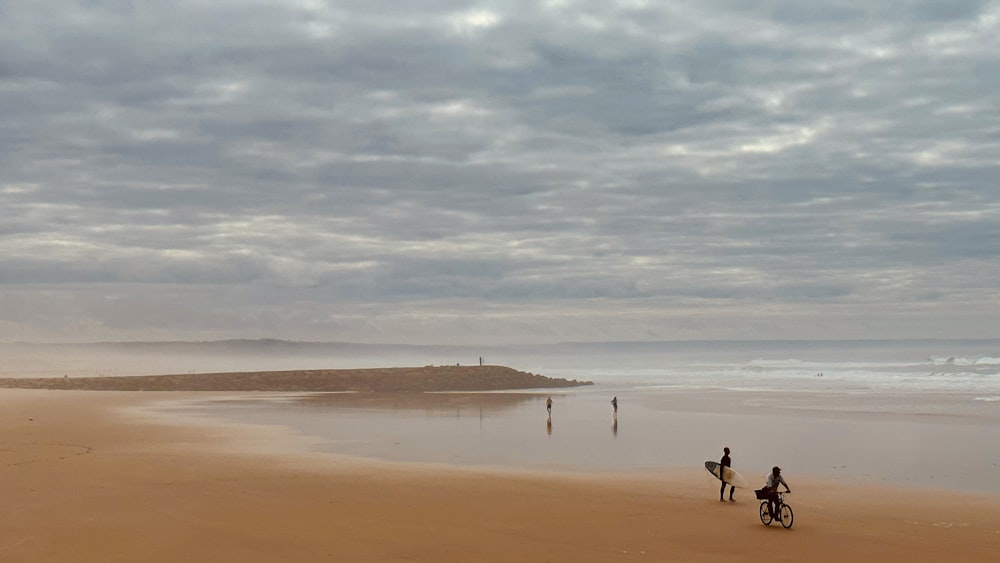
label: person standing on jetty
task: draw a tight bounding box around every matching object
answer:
[720,447,735,502]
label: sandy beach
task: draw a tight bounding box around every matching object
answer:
[2,386,999,562]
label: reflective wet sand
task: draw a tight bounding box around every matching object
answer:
[165,385,1000,493]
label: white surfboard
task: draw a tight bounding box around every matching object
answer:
[704,460,750,488]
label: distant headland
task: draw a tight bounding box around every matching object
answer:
[0,365,592,392]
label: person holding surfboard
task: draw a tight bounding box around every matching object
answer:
[720,447,735,502]
[763,466,791,519]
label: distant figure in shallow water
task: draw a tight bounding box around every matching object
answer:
[611,396,618,417]
[546,396,552,416]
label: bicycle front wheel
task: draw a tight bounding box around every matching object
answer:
[780,503,794,528]
[759,502,773,526]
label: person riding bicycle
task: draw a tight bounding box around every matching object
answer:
[763,466,791,519]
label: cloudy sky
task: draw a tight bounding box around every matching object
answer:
[1,0,998,344]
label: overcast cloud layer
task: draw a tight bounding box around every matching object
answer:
[2,0,998,344]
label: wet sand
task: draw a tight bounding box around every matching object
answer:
[160,387,1000,492]
[1,389,999,562]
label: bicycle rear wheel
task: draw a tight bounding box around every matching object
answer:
[780,503,794,528]
[759,502,773,526]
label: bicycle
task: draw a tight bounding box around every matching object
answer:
[756,490,793,529]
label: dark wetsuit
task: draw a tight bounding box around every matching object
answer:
[720,454,734,500]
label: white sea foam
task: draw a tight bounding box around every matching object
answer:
[930,355,1000,366]
[541,346,1000,395]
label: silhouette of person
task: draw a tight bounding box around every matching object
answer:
[720,447,735,502]
[611,396,618,416]
[546,396,552,416]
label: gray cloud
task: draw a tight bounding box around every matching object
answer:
[1,0,998,343]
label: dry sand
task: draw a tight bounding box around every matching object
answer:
[1,389,999,562]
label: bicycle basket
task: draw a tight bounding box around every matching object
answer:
[754,488,768,500]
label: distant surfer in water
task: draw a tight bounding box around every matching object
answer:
[720,447,735,502]
[546,396,552,416]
